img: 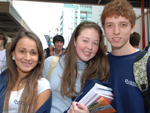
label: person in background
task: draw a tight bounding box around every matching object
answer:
[44,45,53,59]
[100,0,150,113]
[0,32,7,74]
[144,42,150,52]
[0,30,51,113]
[130,31,141,50]
[42,21,110,113]
[44,35,65,58]
[50,35,65,56]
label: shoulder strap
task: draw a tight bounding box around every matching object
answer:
[47,56,60,80]
[145,46,149,51]
[133,51,150,113]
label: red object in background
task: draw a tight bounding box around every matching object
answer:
[141,0,146,49]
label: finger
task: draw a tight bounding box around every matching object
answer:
[67,109,71,113]
[77,103,89,111]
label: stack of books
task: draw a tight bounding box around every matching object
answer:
[78,83,116,113]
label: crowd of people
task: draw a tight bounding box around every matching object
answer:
[0,0,150,113]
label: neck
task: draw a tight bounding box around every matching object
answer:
[17,68,30,80]
[54,48,61,55]
[0,46,4,51]
[111,44,137,56]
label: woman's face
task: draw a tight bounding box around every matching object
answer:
[12,37,39,75]
[74,28,100,62]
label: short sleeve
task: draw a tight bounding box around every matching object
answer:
[37,78,51,95]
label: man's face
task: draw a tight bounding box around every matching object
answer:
[54,41,63,51]
[104,16,135,50]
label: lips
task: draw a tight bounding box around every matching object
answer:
[84,51,91,56]
[22,62,32,66]
[112,37,121,42]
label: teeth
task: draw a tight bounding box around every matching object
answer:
[23,62,31,65]
[84,52,90,54]
[113,38,120,40]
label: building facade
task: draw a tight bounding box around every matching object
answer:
[60,4,92,48]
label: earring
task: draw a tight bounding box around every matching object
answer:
[12,56,15,60]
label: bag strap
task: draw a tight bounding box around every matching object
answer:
[133,51,150,113]
[47,56,60,80]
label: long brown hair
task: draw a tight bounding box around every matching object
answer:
[61,21,110,98]
[4,30,44,113]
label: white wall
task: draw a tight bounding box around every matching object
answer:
[134,9,150,50]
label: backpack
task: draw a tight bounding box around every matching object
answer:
[107,51,150,112]
[133,51,150,113]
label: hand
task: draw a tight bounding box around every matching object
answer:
[67,102,89,113]
[50,51,54,56]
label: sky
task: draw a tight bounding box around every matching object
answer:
[13,1,64,49]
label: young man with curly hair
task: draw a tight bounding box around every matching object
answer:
[101,0,150,113]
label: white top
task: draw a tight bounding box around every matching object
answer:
[3,78,50,113]
[0,49,7,74]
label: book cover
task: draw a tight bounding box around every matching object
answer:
[88,97,116,113]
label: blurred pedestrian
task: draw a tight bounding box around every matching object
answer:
[0,32,7,74]
[144,42,150,52]
[130,32,141,50]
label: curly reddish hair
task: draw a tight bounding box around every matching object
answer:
[101,0,136,28]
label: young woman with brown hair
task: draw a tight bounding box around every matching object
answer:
[43,21,110,113]
[1,30,51,113]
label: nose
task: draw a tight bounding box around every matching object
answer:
[25,53,31,61]
[113,25,120,35]
[58,42,61,45]
[87,42,92,50]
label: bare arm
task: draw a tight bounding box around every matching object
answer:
[34,89,51,113]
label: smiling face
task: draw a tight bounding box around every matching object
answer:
[12,37,39,75]
[104,16,135,50]
[74,28,99,62]
[54,41,64,51]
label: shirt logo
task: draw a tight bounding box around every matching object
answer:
[14,99,25,105]
[125,79,137,87]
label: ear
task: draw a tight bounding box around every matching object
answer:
[131,24,135,34]
[12,51,15,57]
[74,39,76,47]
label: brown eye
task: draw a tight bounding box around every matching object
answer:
[31,52,37,55]
[20,50,25,53]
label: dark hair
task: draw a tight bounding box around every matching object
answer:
[53,35,64,45]
[130,32,140,47]
[101,0,136,28]
[0,32,8,47]
[4,29,44,113]
[60,21,110,98]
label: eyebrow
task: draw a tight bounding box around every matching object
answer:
[18,47,38,51]
[105,21,129,24]
[83,37,99,41]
